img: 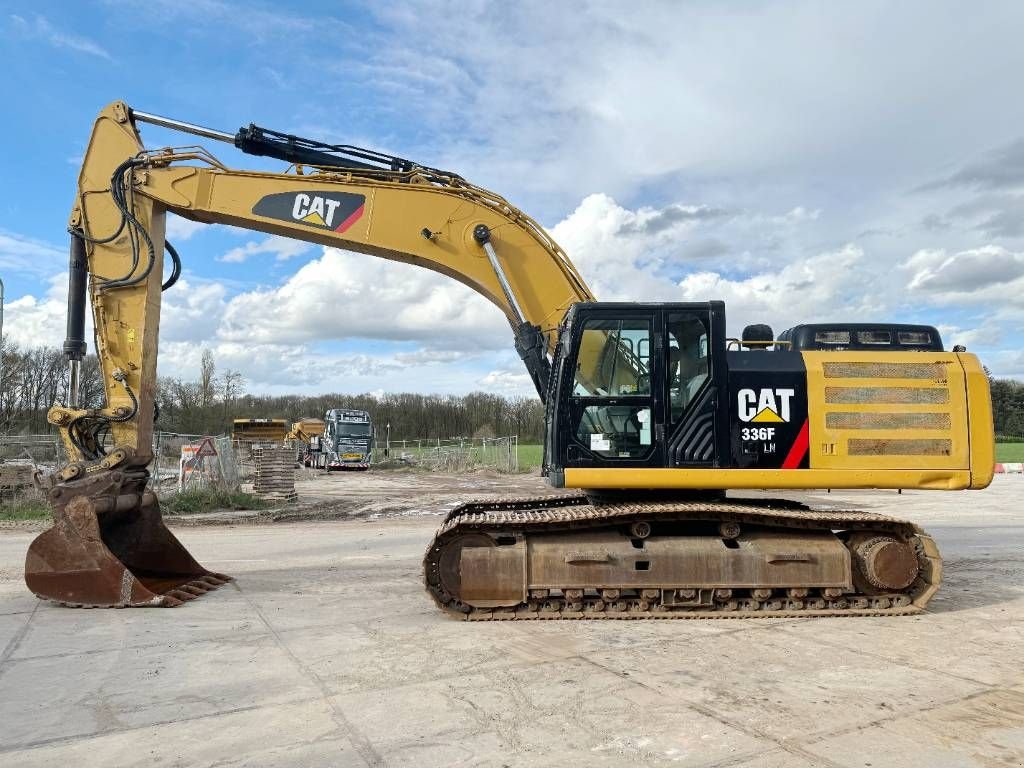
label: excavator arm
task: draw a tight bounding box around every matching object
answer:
[26,100,593,608]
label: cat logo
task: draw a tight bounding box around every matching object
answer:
[737,388,795,423]
[251,191,365,233]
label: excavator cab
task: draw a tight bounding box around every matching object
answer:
[546,302,727,480]
[544,302,992,492]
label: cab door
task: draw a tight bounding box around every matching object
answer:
[561,309,664,468]
[663,308,724,467]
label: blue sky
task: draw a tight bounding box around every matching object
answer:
[2,1,1024,396]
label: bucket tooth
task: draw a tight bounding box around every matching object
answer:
[25,479,229,608]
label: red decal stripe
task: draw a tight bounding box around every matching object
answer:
[334,204,365,233]
[782,418,809,469]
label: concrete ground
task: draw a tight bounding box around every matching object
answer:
[0,474,1022,767]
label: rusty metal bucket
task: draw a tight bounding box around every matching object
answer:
[25,474,230,608]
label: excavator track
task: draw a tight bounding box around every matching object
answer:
[423,494,942,620]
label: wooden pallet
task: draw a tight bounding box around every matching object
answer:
[252,447,297,502]
[0,463,36,493]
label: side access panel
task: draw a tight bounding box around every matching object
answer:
[802,351,970,471]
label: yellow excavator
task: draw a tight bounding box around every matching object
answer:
[25,101,994,617]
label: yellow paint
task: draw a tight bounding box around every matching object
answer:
[50,101,164,463]
[802,351,973,472]
[301,211,326,226]
[286,418,325,444]
[751,408,784,423]
[565,467,974,491]
[960,352,995,488]
[52,100,594,465]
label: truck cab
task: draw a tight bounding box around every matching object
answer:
[323,409,374,470]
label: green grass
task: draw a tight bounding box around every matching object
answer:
[382,441,542,472]
[162,488,270,515]
[517,444,544,470]
[0,496,51,521]
[996,442,1024,463]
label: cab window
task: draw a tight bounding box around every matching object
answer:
[666,314,709,424]
[572,318,653,459]
[572,319,651,397]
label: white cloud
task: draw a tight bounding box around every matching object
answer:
[159,340,317,386]
[905,246,1024,295]
[676,245,877,335]
[219,236,312,263]
[2,273,91,351]
[9,14,112,61]
[936,323,1002,350]
[222,236,317,266]
[3,294,67,349]
[394,349,472,366]
[358,3,1024,215]
[156,338,510,396]
[217,247,512,351]
[159,278,229,342]
[0,229,64,277]
[547,193,846,329]
[477,369,533,395]
[165,215,206,242]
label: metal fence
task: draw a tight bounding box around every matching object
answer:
[151,432,241,492]
[0,434,63,470]
[0,431,520,488]
[388,436,519,472]
[0,432,243,488]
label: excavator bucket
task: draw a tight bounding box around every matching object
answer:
[25,491,230,608]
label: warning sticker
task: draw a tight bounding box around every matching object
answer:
[638,408,651,445]
[590,433,611,451]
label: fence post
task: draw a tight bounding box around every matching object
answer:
[153,431,162,487]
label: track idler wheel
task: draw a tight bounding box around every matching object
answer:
[848,533,919,594]
[433,533,494,605]
[25,487,230,608]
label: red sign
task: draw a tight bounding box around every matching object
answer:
[195,438,218,458]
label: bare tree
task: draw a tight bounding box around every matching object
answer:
[220,369,245,424]
[198,349,218,408]
[78,355,105,409]
[1,342,555,441]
